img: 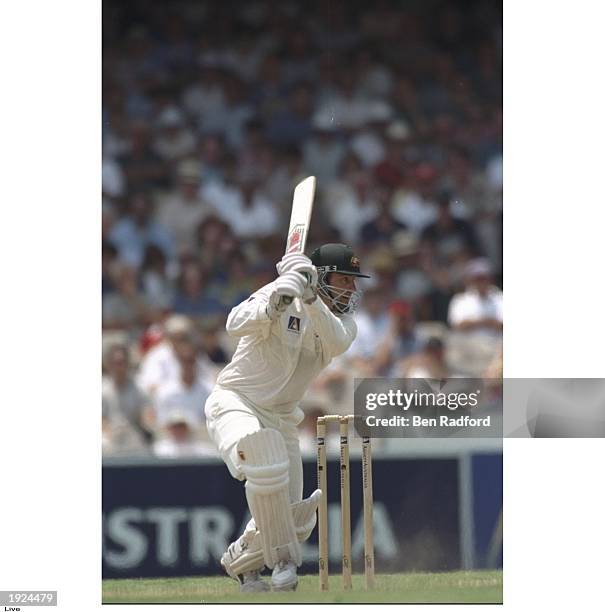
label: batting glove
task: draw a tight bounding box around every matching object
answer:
[276,253,317,282]
[266,271,307,319]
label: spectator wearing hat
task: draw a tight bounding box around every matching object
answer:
[149,340,213,433]
[152,409,216,458]
[153,105,197,162]
[102,344,150,454]
[448,258,503,336]
[137,314,199,395]
[373,300,421,375]
[392,230,456,322]
[157,158,215,255]
[392,231,424,287]
[109,191,175,269]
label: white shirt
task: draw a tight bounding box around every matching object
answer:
[157,192,213,253]
[348,311,389,359]
[216,282,357,411]
[154,376,212,427]
[153,438,217,458]
[350,130,386,167]
[448,286,503,335]
[324,182,378,245]
[137,342,216,395]
[391,188,437,233]
[201,183,280,239]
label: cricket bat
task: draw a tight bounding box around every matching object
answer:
[279,176,316,306]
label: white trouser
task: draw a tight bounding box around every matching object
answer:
[204,387,304,503]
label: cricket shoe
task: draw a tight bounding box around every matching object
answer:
[239,570,270,593]
[271,559,298,591]
[220,543,269,593]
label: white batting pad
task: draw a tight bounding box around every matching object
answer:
[222,489,322,578]
[292,488,321,542]
[237,428,302,568]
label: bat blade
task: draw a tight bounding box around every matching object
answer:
[285,176,316,254]
[280,176,316,305]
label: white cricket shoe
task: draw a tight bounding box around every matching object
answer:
[271,559,298,591]
[240,570,270,593]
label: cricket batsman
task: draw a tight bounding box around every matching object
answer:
[204,243,370,592]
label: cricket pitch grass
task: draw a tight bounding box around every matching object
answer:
[102,570,503,604]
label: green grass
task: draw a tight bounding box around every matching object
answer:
[102,570,502,604]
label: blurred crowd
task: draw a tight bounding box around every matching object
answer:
[102,0,503,457]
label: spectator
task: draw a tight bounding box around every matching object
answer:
[202,168,280,239]
[324,155,378,244]
[172,261,225,318]
[102,156,125,200]
[197,133,227,184]
[347,286,391,375]
[360,184,408,247]
[150,340,212,431]
[109,191,174,268]
[137,314,213,395]
[217,250,256,311]
[349,100,392,167]
[157,159,214,255]
[152,105,197,162]
[195,215,237,276]
[102,263,154,331]
[391,164,439,233]
[102,240,118,296]
[393,336,449,378]
[119,120,170,193]
[302,112,347,183]
[140,245,174,312]
[182,64,225,121]
[448,258,503,337]
[421,190,481,257]
[198,318,229,365]
[265,83,314,147]
[199,73,254,150]
[102,344,150,454]
[373,300,421,375]
[152,409,216,458]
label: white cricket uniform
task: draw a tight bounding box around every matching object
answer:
[205,280,357,502]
